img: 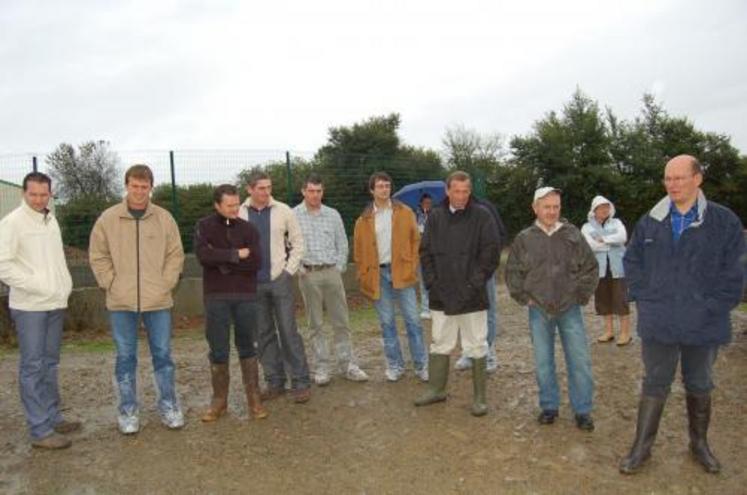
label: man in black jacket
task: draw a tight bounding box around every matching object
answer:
[194,184,267,422]
[414,171,500,416]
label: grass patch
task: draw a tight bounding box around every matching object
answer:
[62,340,114,353]
[738,303,747,313]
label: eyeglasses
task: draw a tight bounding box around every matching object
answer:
[662,174,695,185]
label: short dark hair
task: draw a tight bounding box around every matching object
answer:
[419,193,432,204]
[125,164,154,186]
[446,170,471,188]
[368,171,392,191]
[23,172,52,191]
[246,170,271,188]
[302,173,323,189]
[213,184,239,204]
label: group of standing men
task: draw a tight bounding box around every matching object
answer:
[0,155,744,477]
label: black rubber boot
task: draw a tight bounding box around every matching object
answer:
[414,354,449,406]
[619,395,667,474]
[686,392,721,474]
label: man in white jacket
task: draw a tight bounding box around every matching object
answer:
[0,172,79,449]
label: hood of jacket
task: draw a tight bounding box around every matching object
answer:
[588,195,616,223]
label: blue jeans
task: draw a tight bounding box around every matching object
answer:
[11,309,65,440]
[641,341,718,398]
[110,310,177,416]
[528,304,594,415]
[205,299,258,364]
[418,266,429,313]
[373,266,427,373]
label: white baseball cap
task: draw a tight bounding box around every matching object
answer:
[533,186,561,202]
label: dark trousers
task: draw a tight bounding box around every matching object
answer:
[256,273,310,390]
[642,340,718,398]
[205,299,258,364]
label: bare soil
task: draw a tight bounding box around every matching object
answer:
[1,285,745,495]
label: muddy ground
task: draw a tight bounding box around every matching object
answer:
[1,284,746,495]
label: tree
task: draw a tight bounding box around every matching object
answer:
[152,183,215,252]
[510,89,618,227]
[314,113,446,232]
[442,124,507,198]
[46,141,122,201]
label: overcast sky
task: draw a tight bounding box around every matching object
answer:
[1,0,746,156]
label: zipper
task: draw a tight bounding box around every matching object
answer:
[136,218,141,313]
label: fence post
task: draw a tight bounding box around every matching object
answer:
[285,151,292,205]
[32,156,38,172]
[169,150,180,223]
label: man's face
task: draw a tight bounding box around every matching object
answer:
[23,181,51,213]
[421,197,432,212]
[214,194,240,219]
[302,182,324,209]
[126,177,152,209]
[446,179,471,209]
[533,193,561,228]
[371,180,391,202]
[664,158,702,207]
[248,179,272,206]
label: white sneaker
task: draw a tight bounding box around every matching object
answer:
[345,364,369,382]
[419,311,431,320]
[161,408,185,430]
[486,348,498,374]
[454,355,472,371]
[385,368,404,382]
[414,368,429,382]
[314,371,331,386]
[117,413,140,435]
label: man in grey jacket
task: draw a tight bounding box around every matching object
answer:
[506,187,598,431]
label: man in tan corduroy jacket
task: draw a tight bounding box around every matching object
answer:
[89,164,185,435]
[353,172,427,383]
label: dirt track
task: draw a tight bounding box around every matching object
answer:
[1,285,746,494]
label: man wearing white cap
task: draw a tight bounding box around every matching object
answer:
[506,186,598,430]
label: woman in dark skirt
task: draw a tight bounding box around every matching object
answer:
[581,195,631,346]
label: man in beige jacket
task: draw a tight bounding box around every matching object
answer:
[89,164,185,434]
[239,171,311,403]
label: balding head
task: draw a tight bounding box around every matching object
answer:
[664,154,703,211]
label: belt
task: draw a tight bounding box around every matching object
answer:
[303,263,334,271]
[379,263,390,268]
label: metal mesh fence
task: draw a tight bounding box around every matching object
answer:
[0,149,450,289]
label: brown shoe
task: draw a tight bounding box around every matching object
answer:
[32,433,72,450]
[260,387,286,401]
[290,388,311,404]
[53,420,82,434]
[201,363,230,422]
[240,358,269,419]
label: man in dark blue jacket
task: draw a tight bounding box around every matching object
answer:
[620,155,746,475]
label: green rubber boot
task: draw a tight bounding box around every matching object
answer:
[414,354,449,406]
[471,357,488,417]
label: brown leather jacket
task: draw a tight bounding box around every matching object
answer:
[353,200,419,300]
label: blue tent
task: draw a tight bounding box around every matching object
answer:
[392,180,446,210]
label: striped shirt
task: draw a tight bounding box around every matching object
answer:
[293,202,348,272]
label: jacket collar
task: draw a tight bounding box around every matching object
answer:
[243,195,276,211]
[361,199,406,219]
[649,189,707,226]
[20,199,53,225]
[117,197,156,219]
